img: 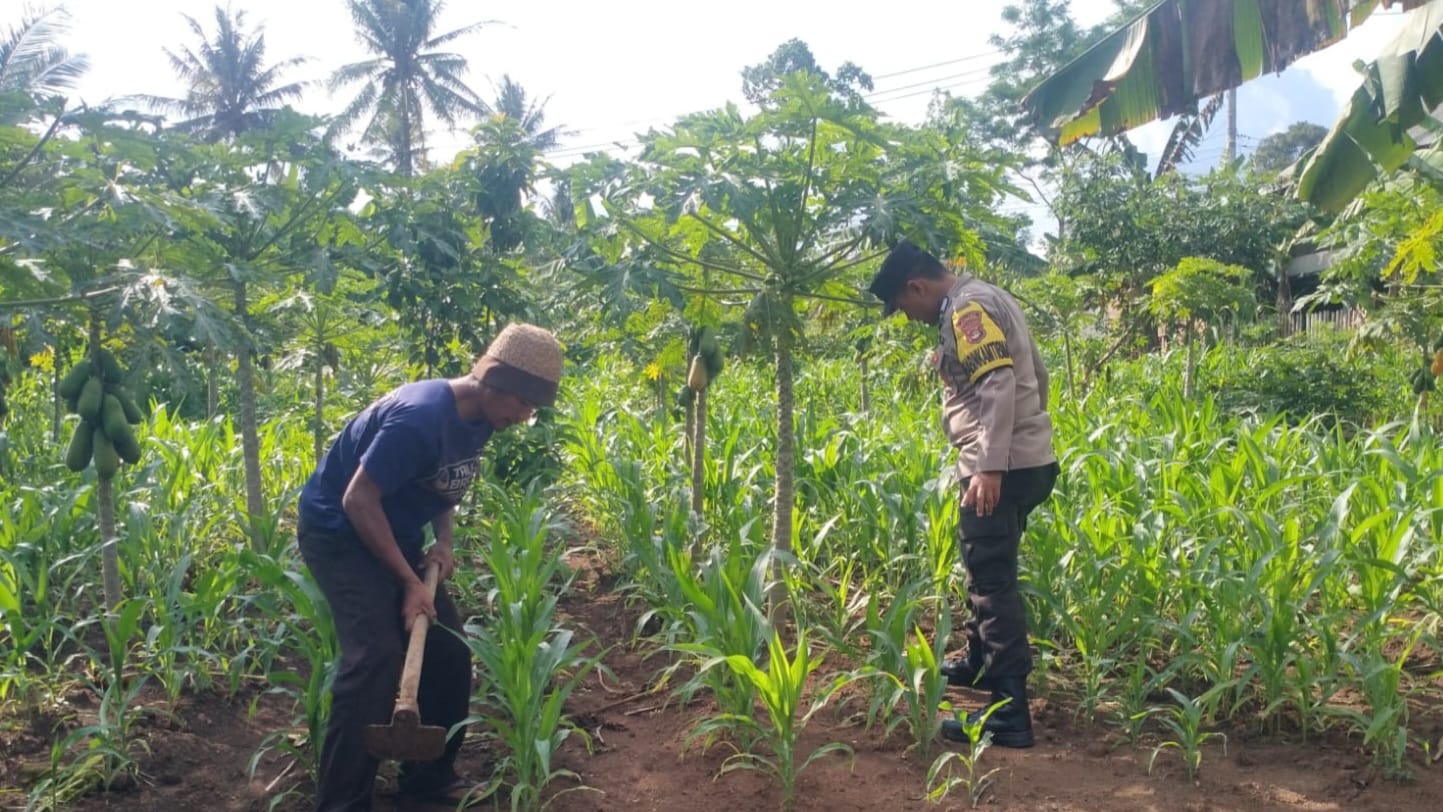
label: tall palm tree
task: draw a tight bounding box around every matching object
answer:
[0,5,89,96]
[488,74,564,152]
[466,76,568,251]
[329,0,485,175]
[136,6,308,141]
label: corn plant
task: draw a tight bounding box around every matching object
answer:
[245,549,338,790]
[26,669,152,812]
[855,582,950,759]
[853,580,924,729]
[463,486,600,812]
[662,544,775,732]
[1147,687,1228,782]
[690,628,850,812]
[926,700,1007,809]
[1330,634,1417,778]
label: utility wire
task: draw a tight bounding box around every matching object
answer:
[871,51,1002,80]
[863,65,996,99]
[545,53,1005,159]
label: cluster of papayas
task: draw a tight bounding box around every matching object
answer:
[58,348,143,478]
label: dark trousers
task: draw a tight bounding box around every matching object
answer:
[957,462,1058,678]
[298,527,472,812]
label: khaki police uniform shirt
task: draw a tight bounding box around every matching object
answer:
[936,275,1056,477]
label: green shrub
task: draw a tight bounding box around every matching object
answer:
[1203,332,1391,426]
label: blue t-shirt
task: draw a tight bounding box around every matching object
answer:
[298,380,495,549]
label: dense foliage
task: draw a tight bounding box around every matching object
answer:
[3,2,1442,809]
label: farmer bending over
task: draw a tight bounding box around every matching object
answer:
[296,323,562,809]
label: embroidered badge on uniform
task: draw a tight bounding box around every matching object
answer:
[957,310,987,344]
[951,302,1013,383]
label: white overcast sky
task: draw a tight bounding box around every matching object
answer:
[49,0,1409,237]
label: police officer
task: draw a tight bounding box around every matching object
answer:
[868,241,1058,748]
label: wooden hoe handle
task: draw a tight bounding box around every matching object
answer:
[393,560,440,723]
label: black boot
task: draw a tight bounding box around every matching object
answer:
[939,656,997,689]
[940,676,1033,749]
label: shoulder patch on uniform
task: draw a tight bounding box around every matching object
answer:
[951,301,1013,383]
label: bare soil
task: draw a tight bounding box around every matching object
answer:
[6,558,1443,812]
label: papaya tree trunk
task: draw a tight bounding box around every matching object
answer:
[1183,329,1195,399]
[691,386,707,518]
[97,476,121,611]
[769,323,796,618]
[858,355,870,414]
[87,313,122,611]
[234,281,266,551]
[313,357,325,467]
[683,391,695,464]
[51,341,63,444]
[1062,328,1076,400]
[206,342,220,418]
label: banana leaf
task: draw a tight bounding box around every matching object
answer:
[1020,0,1428,146]
[1296,0,1443,211]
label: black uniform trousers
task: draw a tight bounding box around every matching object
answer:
[956,462,1059,678]
[298,526,472,812]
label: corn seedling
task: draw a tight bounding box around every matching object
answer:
[691,629,851,812]
[926,700,1006,808]
[1148,687,1228,782]
[898,614,952,761]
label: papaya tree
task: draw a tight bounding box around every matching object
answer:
[359,168,532,378]
[0,106,186,611]
[163,113,359,551]
[594,73,1012,580]
[1148,257,1256,397]
[683,324,724,518]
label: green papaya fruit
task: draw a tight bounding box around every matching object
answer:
[111,423,141,465]
[115,389,143,425]
[105,412,139,464]
[101,394,128,440]
[65,421,94,472]
[77,377,103,422]
[686,354,708,391]
[93,428,119,479]
[58,359,93,400]
[97,348,123,384]
[701,345,724,380]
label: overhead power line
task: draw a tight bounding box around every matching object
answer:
[871,51,1002,81]
[865,64,996,98]
[545,54,1005,160]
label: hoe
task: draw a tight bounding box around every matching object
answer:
[364,561,447,761]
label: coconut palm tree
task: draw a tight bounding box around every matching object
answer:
[465,75,568,251]
[136,6,308,141]
[0,5,89,96]
[329,0,486,175]
[488,74,564,152]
